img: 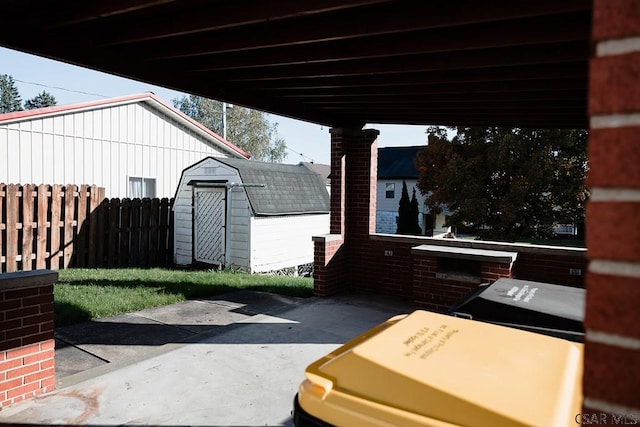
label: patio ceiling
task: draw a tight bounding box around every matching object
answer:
[0,0,592,129]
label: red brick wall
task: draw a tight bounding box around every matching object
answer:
[0,270,57,409]
[584,0,640,417]
[513,252,587,288]
[315,128,588,307]
[313,235,346,297]
[355,235,585,303]
[412,255,484,312]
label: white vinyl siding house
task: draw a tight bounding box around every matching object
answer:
[0,93,248,198]
[376,146,449,236]
[174,157,330,273]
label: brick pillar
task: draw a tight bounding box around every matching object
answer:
[343,128,379,240]
[329,130,346,235]
[0,270,57,409]
[584,0,640,417]
[313,128,379,296]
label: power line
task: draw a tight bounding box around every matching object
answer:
[13,78,110,99]
[285,144,314,163]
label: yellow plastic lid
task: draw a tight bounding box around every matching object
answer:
[302,310,583,427]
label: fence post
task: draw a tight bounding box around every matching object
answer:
[149,198,159,267]
[96,197,108,267]
[21,184,35,271]
[74,184,88,267]
[36,185,49,270]
[141,199,151,267]
[62,184,76,268]
[119,199,131,268]
[130,198,141,267]
[159,198,169,267]
[6,184,19,272]
[49,185,63,270]
[88,186,100,266]
[108,198,120,268]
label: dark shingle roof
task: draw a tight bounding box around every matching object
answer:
[299,161,330,182]
[377,146,424,179]
[216,158,329,216]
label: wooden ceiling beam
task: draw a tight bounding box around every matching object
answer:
[241,62,587,91]
[68,0,393,44]
[151,12,590,70]
[121,2,590,58]
[212,41,588,82]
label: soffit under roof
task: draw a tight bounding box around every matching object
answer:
[0,0,591,129]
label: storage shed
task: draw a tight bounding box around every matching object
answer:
[173,157,330,273]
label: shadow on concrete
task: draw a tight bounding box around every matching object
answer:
[53,290,415,380]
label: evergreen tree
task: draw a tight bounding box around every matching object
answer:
[410,187,422,234]
[396,180,412,234]
[0,74,23,113]
[24,91,57,109]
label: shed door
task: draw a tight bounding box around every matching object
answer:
[194,187,226,266]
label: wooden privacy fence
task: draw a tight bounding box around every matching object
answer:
[0,184,174,273]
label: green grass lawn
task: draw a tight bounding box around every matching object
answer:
[55,268,314,326]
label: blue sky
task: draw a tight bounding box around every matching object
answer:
[1,46,429,165]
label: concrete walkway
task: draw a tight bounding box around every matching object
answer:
[0,290,415,426]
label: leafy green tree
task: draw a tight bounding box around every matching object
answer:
[24,91,57,109]
[226,106,286,162]
[173,95,286,162]
[415,126,588,241]
[173,95,223,133]
[0,74,23,113]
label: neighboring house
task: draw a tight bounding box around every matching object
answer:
[0,93,249,198]
[173,157,330,273]
[376,146,449,236]
[299,161,331,194]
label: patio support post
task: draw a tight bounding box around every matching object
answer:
[583,0,640,417]
[313,127,378,296]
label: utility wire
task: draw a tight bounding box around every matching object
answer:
[13,78,110,99]
[285,144,314,163]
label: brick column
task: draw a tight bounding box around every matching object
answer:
[329,130,346,235]
[343,128,379,240]
[0,270,57,409]
[584,0,640,417]
[313,128,379,296]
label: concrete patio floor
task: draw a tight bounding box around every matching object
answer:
[0,290,415,426]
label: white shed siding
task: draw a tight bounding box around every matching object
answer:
[172,159,251,268]
[227,189,251,267]
[1,100,238,198]
[249,214,329,273]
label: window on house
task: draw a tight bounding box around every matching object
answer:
[385,183,395,198]
[129,177,156,198]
